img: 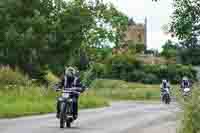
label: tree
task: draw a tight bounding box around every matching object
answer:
[161,40,177,59]
[0,0,129,81]
[169,0,200,65]
[170,0,200,40]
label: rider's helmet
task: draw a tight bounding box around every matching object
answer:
[65,66,76,78]
[182,76,189,87]
[182,76,189,84]
[162,79,167,83]
[182,76,188,81]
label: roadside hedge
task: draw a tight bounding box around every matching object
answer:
[88,63,197,84]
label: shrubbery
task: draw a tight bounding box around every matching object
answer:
[44,71,60,88]
[142,64,197,84]
[0,66,30,86]
[141,73,160,84]
[89,57,197,84]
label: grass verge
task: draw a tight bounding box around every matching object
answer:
[90,79,161,100]
[177,84,200,133]
[0,85,109,118]
[1,79,176,118]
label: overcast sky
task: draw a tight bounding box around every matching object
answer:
[107,0,175,50]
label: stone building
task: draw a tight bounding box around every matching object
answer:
[123,18,147,51]
[113,18,147,54]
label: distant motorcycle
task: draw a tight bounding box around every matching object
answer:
[162,88,171,104]
[56,87,81,128]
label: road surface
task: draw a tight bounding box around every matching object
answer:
[0,101,180,133]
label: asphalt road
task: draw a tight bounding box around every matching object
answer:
[0,101,180,133]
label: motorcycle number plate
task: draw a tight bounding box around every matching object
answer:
[62,93,69,98]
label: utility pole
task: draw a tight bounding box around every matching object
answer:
[144,17,147,53]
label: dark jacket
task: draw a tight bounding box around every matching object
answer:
[58,76,85,92]
[181,80,190,88]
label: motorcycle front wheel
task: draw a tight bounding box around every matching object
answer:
[166,94,170,104]
[66,120,71,128]
[60,102,66,128]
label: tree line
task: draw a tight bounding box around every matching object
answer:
[0,0,128,82]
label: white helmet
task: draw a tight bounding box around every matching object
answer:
[65,67,76,77]
[182,76,188,81]
[162,79,167,83]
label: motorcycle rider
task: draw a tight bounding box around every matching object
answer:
[160,79,170,100]
[56,67,86,120]
[180,76,191,90]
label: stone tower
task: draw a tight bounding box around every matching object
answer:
[123,18,147,51]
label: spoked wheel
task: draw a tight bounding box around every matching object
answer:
[60,103,66,128]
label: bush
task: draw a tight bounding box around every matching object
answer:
[142,64,197,84]
[141,73,159,84]
[81,65,97,87]
[103,53,142,80]
[89,63,197,84]
[0,66,30,86]
[136,43,145,53]
[127,70,146,82]
[44,71,59,87]
[85,53,197,84]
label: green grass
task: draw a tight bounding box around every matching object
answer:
[0,86,55,118]
[0,67,167,118]
[0,67,109,118]
[0,85,109,118]
[0,79,178,118]
[177,84,200,133]
[79,92,109,109]
[90,79,161,100]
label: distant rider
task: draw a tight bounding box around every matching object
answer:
[55,67,86,120]
[180,76,191,90]
[160,79,171,100]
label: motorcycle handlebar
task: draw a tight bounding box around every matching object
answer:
[56,88,82,93]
